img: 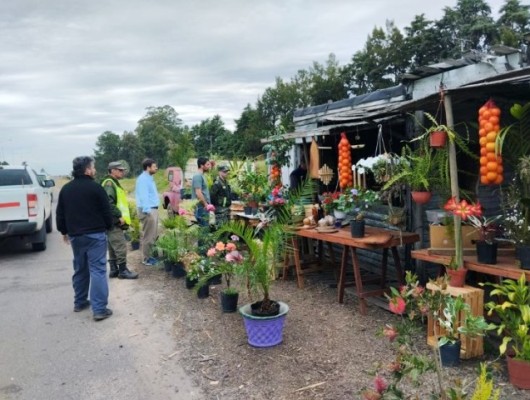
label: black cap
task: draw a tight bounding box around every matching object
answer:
[218,165,230,172]
[108,161,125,170]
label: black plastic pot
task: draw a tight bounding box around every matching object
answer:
[208,274,222,285]
[350,220,366,238]
[439,340,461,367]
[220,291,239,313]
[185,276,198,289]
[171,261,187,278]
[517,245,530,270]
[164,260,172,273]
[197,284,209,299]
[131,241,140,251]
[476,241,497,264]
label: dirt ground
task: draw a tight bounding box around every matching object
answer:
[129,249,530,400]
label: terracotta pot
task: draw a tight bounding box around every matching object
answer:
[447,268,467,287]
[411,191,432,205]
[430,130,447,148]
[507,355,530,389]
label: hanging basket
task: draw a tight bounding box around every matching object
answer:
[411,191,432,205]
[430,130,448,148]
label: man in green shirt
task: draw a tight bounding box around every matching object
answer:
[102,161,138,279]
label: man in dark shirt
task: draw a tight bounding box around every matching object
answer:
[210,165,232,227]
[56,156,113,321]
[289,162,307,193]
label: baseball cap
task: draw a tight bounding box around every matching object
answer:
[108,161,126,170]
[218,165,230,172]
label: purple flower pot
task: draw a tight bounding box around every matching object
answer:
[239,301,289,348]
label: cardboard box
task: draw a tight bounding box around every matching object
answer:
[429,225,478,250]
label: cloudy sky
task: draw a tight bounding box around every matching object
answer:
[0,0,505,175]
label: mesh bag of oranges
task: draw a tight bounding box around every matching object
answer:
[478,99,503,185]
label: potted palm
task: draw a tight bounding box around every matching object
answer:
[216,219,289,347]
[482,274,530,389]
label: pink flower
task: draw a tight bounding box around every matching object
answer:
[230,235,239,241]
[225,242,236,251]
[272,187,281,197]
[389,297,406,315]
[411,286,424,298]
[206,204,216,212]
[206,248,217,257]
[383,325,398,342]
[374,375,388,394]
[178,208,187,216]
[215,241,225,251]
[225,250,243,263]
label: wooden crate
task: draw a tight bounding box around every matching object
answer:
[426,283,484,359]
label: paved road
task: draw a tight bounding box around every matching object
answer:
[0,225,202,399]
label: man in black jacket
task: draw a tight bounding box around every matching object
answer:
[57,156,114,321]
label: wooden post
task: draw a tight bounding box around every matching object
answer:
[444,93,463,267]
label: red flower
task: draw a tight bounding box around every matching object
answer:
[444,196,458,212]
[383,325,398,342]
[389,297,406,315]
[444,197,483,221]
[374,375,388,394]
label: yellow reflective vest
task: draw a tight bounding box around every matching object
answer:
[102,178,131,225]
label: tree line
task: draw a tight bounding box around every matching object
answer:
[93,0,529,175]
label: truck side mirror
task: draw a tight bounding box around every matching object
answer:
[44,179,55,187]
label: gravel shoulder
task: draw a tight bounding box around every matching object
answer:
[129,249,530,400]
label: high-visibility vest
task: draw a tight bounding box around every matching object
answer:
[102,178,131,225]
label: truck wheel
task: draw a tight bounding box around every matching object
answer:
[45,213,53,233]
[32,225,47,251]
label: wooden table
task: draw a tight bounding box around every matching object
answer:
[289,226,420,315]
[411,249,530,281]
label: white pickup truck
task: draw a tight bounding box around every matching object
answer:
[0,165,55,251]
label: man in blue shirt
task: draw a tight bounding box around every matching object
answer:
[135,158,160,266]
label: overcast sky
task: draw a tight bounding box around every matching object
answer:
[0,0,506,175]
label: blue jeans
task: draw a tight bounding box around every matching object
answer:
[195,206,209,227]
[69,232,109,314]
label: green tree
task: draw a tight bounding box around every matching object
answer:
[497,0,530,46]
[168,128,195,177]
[232,104,269,158]
[191,115,231,157]
[119,131,144,176]
[136,105,183,167]
[93,131,122,177]
[403,14,445,69]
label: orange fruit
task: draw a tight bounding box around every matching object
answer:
[480,147,487,156]
[486,152,497,161]
[494,175,503,184]
[480,175,489,185]
[497,164,504,174]
[480,156,488,166]
[486,132,497,142]
[479,128,486,137]
[479,137,487,146]
[489,115,500,125]
[486,142,496,152]
[482,110,491,119]
[480,166,488,175]
[487,171,498,182]
[484,122,494,131]
[486,161,498,171]
[491,108,501,117]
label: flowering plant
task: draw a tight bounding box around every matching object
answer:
[268,185,287,208]
[320,191,340,213]
[443,197,483,269]
[362,273,498,399]
[467,214,502,244]
[202,236,244,293]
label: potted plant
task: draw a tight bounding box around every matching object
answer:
[482,274,530,389]
[129,212,141,251]
[235,164,269,213]
[467,214,501,264]
[442,196,483,286]
[435,295,493,367]
[382,144,438,205]
[198,237,245,312]
[216,219,289,347]
[348,188,380,238]
[421,112,457,148]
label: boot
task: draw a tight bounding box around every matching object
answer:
[109,260,119,278]
[118,263,138,279]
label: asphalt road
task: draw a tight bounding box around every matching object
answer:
[0,221,202,399]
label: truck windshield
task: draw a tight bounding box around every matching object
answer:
[0,170,33,186]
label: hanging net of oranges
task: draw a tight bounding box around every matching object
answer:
[338,132,353,189]
[478,99,503,185]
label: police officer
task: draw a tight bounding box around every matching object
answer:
[210,165,232,227]
[102,161,138,279]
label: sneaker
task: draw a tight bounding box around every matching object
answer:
[142,257,158,266]
[74,300,90,312]
[93,308,113,321]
